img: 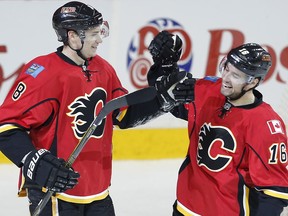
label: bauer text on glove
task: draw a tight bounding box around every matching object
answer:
[23,149,80,193]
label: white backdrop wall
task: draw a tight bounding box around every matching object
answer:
[0,0,288,129]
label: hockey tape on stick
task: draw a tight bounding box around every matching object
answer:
[32,86,157,216]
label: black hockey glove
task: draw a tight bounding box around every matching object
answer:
[148,30,182,66]
[155,70,188,112]
[147,63,179,87]
[147,31,183,86]
[23,149,80,193]
[172,72,195,103]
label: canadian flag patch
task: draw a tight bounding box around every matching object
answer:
[267,120,284,134]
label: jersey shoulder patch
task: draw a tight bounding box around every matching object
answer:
[204,76,220,82]
[25,63,45,78]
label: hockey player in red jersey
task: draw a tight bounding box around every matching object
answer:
[148,33,288,215]
[0,2,185,216]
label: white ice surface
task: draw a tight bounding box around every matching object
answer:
[0,159,182,216]
[0,159,287,216]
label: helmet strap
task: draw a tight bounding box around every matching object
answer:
[67,40,93,82]
[227,76,261,102]
[76,47,87,61]
[67,40,87,60]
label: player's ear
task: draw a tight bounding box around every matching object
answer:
[67,30,81,48]
[67,30,76,39]
[246,77,260,90]
[253,77,261,87]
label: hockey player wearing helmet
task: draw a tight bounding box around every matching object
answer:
[0,2,188,216]
[218,44,272,103]
[148,36,288,215]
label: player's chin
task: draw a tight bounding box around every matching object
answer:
[220,87,233,97]
[87,51,98,58]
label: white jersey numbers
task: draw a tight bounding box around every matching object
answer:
[12,82,26,101]
[269,143,287,164]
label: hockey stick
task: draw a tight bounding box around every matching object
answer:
[32,87,157,216]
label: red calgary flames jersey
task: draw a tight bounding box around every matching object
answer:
[176,77,288,215]
[0,51,127,203]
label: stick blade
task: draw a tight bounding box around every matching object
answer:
[126,87,157,105]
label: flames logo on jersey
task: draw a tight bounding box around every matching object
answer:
[197,123,236,172]
[67,88,107,140]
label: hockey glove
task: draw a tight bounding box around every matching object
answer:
[147,31,182,87]
[148,30,182,66]
[173,72,195,103]
[147,63,179,87]
[155,70,188,112]
[23,149,80,193]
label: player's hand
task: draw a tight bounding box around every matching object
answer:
[147,63,179,87]
[23,149,80,193]
[155,70,187,112]
[148,30,182,66]
[147,31,182,87]
[173,72,195,103]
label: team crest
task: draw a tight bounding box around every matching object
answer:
[67,88,107,139]
[197,123,236,172]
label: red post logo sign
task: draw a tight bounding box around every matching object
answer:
[127,21,287,89]
[127,18,193,89]
[205,29,286,83]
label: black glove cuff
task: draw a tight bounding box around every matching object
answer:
[23,149,50,182]
[147,63,179,87]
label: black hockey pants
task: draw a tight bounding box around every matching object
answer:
[27,188,116,216]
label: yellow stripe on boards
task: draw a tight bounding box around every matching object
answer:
[0,153,11,164]
[0,128,189,163]
[112,128,189,160]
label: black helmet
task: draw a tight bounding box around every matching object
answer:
[52,1,103,42]
[226,43,272,81]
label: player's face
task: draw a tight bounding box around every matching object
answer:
[81,26,103,58]
[220,63,250,99]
